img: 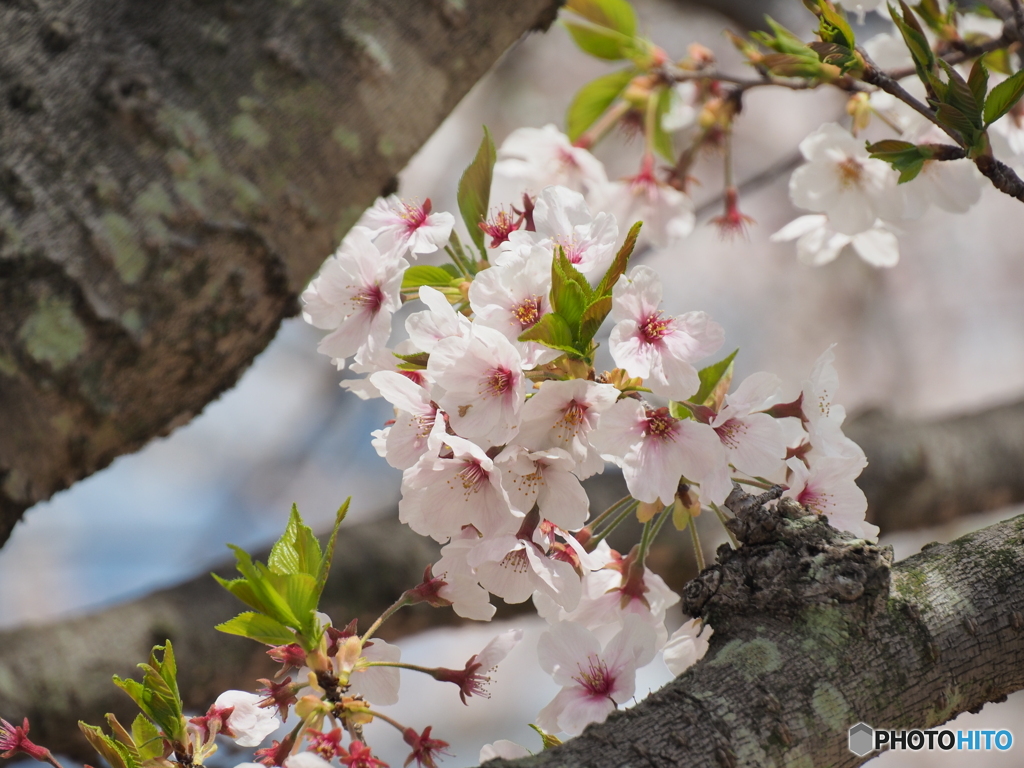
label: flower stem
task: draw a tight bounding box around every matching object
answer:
[575,99,631,149]
[587,500,638,549]
[733,476,776,491]
[361,594,412,645]
[589,494,634,530]
[711,502,740,549]
[689,514,706,572]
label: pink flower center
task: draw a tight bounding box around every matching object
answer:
[485,367,515,397]
[836,157,863,187]
[555,236,585,264]
[563,400,586,427]
[399,369,426,387]
[480,209,520,247]
[399,199,430,231]
[352,284,385,314]
[644,408,677,441]
[639,311,671,343]
[512,297,542,329]
[714,418,744,449]
[572,655,614,697]
[457,460,488,491]
[498,548,530,574]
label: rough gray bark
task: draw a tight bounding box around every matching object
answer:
[851,400,1024,533]
[0,0,562,548]
[483,490,1024,768]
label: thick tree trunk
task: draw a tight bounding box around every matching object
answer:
[483,491,1024,768]
[0,0,562,547]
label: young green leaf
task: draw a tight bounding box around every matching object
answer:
[937,60,982,130]
[565,0,637,37]
[131,714,166,761]
[402,264,458,291]
[268,504,322,579]
[815,0,855,50]
[318,498,350,596]
[596,221,642,297]
[563,23,634,60]
[578,295,613,346]
[216,612,298,645]
[79,724,136,768]
[518,313,578,355]
[968,59,989,113]
[866,139,933,183]
[984,69,1024,126]
[457,128,496,253]
[889,2,935,82]
[691,349,738,409]
[566,68,636,141]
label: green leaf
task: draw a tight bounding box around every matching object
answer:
[968,59,989,113]
[866,139,933,183]
[984,69,1024,125]
[402,265,457,291]
[692,349,738,409]
[457,127,495,254]
[752,17,816,57]
[596,221,641,297]
[131,715,165,761]
[550,249,592,336]
[394,351,430,370]
[212,574,263,613]
[318,499,349,597]
[565,0,637,37]
[578,295,613,345]
[111,644,186,745]
[807,41,859,73]
[105,715,142,763]
[269,505,322,578]
[566,68,635,141]
[79,724,135,768]
[937,60,982,129]
[518,313,578,354]
[652,86,675,161]
[815,0,855,50]
[983,48,1012,76]
[216,612,298,645]
[934,102,978,142]
[889,2,935,82]
[226,545,302,629]
[564,22,634,60]
[668,400,692,419]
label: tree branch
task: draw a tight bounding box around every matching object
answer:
[851,399,1024,533]
[0,0,564,548]
[482,493,1024,768]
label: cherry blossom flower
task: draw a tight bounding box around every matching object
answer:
[400,434,517,541]
[662,618,713,675]
[406,286,471,355]
[515,379,621,479]
[431,628,523,703]
[480,740,530,762]
[212,690,282,747]
[403,726,451,768]
[495,445,590,531]
[592,398,732,506]
[0,718,53,763]
[770,214,900,268]
[347,638,402,706]
[491,124,607,206]
[788,123,901,235]
[786,457,878,541]
[302,228,408,368]
[370,371,445,471]
[466,522,584,611]
[433,529,497,621]
[341,340,431,400]
[590,159,695,249]
[360,196,454,258]
[339,742,389,768]
[545,551,680,648]
[468,243,558,367]
[801,345,867,466]
[535,616,657,736]
[428,324,526,447]
[991,101,1024,169]
[284,753,333,768]
[502,186,619,282]
[711,372,787,478]
[609,265,724,401]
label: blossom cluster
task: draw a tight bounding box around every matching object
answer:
[296,121,877,756]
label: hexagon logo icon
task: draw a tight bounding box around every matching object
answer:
[848,722,874,756]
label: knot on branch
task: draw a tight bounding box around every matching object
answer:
[682,486,893,629]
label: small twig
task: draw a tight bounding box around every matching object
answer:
[975,154,1024,201]
[1010,0,1024,41]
